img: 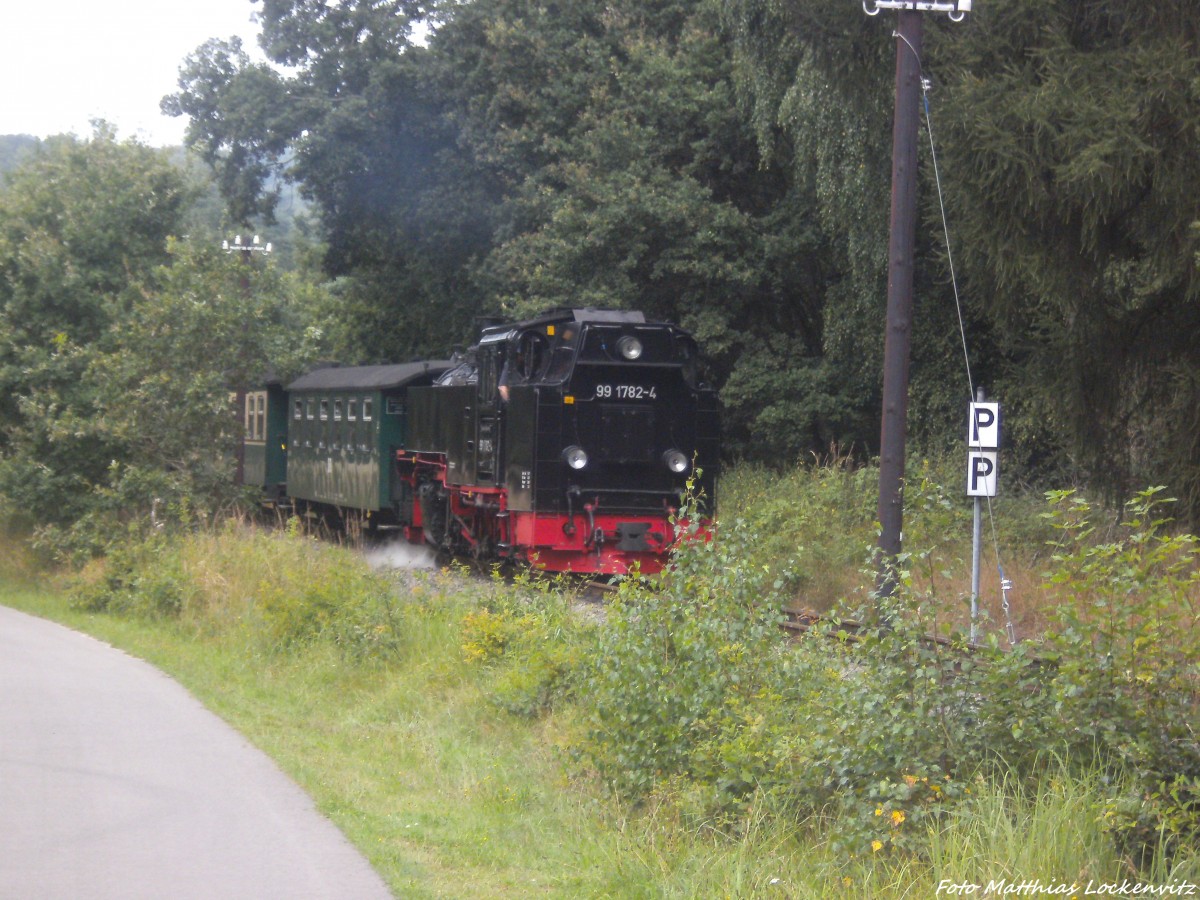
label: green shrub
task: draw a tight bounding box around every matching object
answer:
[577,512,791,809]
[71,531,195,618]
[719,458,876,606]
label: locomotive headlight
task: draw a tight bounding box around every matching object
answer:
[563,445,589,470]
[663,449,689,474]
[616,335,643,360]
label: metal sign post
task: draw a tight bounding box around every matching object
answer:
[967,388,998,640]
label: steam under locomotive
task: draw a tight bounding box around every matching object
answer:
[240,308,719,574]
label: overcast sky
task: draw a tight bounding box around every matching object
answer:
[0,0,267,146]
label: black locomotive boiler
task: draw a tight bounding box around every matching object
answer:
[241,308,719,575]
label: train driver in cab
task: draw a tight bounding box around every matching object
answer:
[498,330,550,402]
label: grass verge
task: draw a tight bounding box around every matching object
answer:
[2,464,1198,897]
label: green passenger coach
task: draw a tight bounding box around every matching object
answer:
[284,362,452,521]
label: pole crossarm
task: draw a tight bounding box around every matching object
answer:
[863,0,971,20]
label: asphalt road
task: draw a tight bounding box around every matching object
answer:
[0,605,393,899]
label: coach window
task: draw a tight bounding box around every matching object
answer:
[334,398,343,421]
[247,393,261,440]
[306,398,315,420]
[256,395,265,440]
[293,399,302,420]
[320,399,329,421]
[363,398,374,422]
[348,398,358,422]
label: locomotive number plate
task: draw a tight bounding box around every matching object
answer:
[594,384,657,400]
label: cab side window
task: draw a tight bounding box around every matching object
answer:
[519,331,548,380]
[481,348,499,398]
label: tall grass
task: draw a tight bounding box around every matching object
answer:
[928,761,1130,885]
[722,454,1070,635]
[928,761,1200,889]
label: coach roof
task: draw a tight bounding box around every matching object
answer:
[287,361,453,392]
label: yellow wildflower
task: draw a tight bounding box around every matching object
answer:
[871,840,884,853]
[891,809,906,826]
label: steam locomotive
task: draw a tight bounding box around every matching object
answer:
[240,308,719,574]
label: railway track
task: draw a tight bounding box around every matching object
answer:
[781,605,1009,657]
[358,538,1000,653]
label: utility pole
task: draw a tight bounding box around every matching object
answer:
[864,0,972,599]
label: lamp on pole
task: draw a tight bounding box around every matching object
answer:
[224,234,273,487]
[222,234,274,257]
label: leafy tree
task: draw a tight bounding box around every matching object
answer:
[458,0,848,456]
[161,37,299,227]
[929,1,1200,513]
[0,128,192,528]
[0,129,325,551]
[724,0,1200,515]
[65,242,321,546]
[164,6,492,362]
[0,127,189,349]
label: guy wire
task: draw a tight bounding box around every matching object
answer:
[895,30,1018,643]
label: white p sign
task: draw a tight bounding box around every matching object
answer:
[968,451,998,497]
[968,402,999,449]
[967,401,999,497]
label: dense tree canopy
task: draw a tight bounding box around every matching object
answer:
[165,0,879,457]
[933,2,1200,511]
[0,131,323,552]
[57,0,1192,523]
[164,4,490,363]
[0,130,190,526]
[723,0,1200,511]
